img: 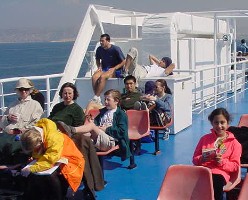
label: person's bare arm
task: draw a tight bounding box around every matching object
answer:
[114,59,126,70]
[96,59,101,69]
[164,63,175,76]
[149,55,160,65]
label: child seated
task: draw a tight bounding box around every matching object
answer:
[20,118,85,200]
[57,89,131,161]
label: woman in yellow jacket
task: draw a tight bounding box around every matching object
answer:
[20,118,85,200]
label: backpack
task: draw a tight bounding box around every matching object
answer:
[149,108,171,127]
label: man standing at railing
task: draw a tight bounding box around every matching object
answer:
[237,39,248,56]
[91,33,125,104]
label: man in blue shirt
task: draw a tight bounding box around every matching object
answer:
[92,34,125,104]
[237,39,248,55]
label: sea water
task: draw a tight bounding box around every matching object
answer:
[0,42,74,79]
[0,41,90,106]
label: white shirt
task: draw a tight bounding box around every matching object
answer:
[99,108,117,127]
[143,64,166,77]
[0,95,43,133]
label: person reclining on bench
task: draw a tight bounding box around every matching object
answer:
[124,47,175,80]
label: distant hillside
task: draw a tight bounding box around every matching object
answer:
[0,23,247,43]
[0,27,78,43]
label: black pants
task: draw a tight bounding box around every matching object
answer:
[212,173,226,200]
[0,133,29,165]
[23,170,68,200]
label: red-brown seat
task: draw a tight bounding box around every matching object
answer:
[238,173,248,200]
[84,109,100,125]
[157,165,214,200]
[87,109,119,177]
[96,145,120,179]
[96,145,119,156]
[238,114,248,127]
[126,110,150,169]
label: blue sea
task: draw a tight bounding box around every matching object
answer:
[0,42,74,79]
[0,41,89,106]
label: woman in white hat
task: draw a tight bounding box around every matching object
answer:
[0,78,43,134]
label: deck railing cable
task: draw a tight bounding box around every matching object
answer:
[0,73,63,117]
[174,59,248,114]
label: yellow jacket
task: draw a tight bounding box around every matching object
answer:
[30,118,85,192]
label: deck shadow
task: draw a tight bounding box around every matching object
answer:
[102,160,122,170]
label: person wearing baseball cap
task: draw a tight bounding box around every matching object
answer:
[123,47,175,80]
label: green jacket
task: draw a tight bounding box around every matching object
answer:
[94,107,131,161]
[49,102,85,127]
[121,90,142,111]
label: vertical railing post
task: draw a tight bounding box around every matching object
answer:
[46,77,51,117]
[0,82,5,116]
[200,71,204,111]
[241,62,245,92]
[233,19,237,102]
[213,14,218,109]
[131,14,138,39]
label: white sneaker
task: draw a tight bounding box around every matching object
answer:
[162,128,170,140]
[91,96,102,105]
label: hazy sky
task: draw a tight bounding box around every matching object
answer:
[0,0,248,30]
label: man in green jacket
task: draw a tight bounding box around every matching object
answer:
[121,75,142,111]
[85,75,142,113]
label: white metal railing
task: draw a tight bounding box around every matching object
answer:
[174,59,248,114]
[0,73,64,117]
[0,59,247,117]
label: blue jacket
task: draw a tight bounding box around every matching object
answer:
[155,93,172,118]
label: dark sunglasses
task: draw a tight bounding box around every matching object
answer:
[18,88,30,91]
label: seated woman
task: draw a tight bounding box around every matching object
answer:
[192,108,242,200]
[0,78,43,134]
[58,89,131,161]
[49,82,85,126]
[48,82,104,199]
[0,78,43,165]
[20,118,85,200]
[134,79,172,127]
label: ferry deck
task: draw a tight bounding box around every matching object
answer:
[84,88,248,200]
